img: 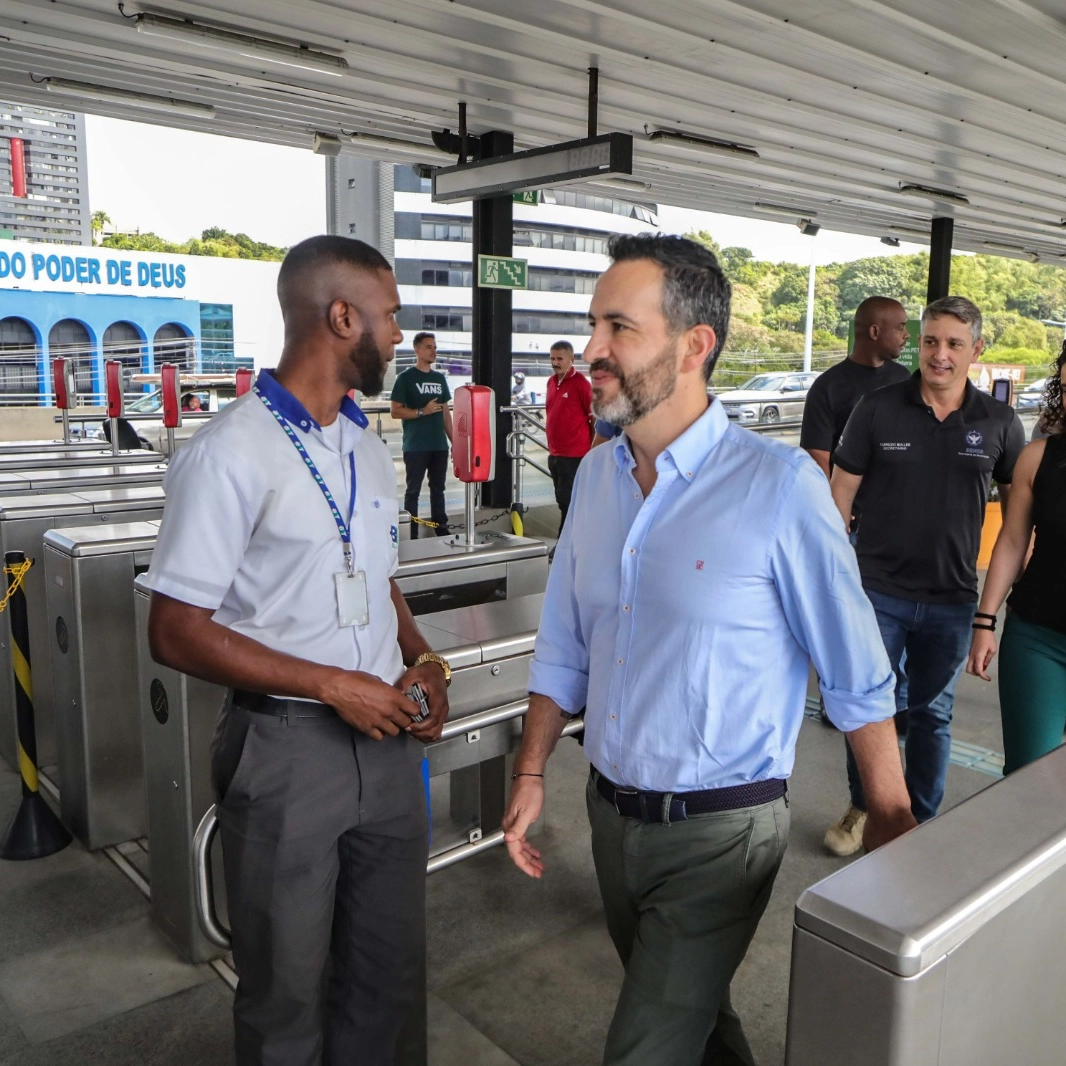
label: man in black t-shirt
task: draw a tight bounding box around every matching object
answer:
[824,296,1024,853]
[801,296,911,480]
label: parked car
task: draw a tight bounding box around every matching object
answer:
[1015,377,1047,412]
[718,371,821,425]
[86,374,238,454]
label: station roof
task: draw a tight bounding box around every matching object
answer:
[3,1,1066,260]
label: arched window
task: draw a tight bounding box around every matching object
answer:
[0,317,40,403]
[103,321,147,396]
[153,323,195,373]
[48,319,94,396]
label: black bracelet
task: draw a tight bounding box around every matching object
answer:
[972,622,996,631]
[974,611,997,622]
[511,772,544,780]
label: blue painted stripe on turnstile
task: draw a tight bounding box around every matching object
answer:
[803,700,1004,779]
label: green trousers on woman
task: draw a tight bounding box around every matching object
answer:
[998,613,1066,775]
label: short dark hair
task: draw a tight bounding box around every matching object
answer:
[922,296,982,345]
[412,332,436,348]
[277,235,391,304]
[549,340,574,353]
[607,233,731,381]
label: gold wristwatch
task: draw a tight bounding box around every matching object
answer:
[413,651,452,686]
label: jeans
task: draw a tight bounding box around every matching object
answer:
[403,449,449,538]
[846,589,974,822]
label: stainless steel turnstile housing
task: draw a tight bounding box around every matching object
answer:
[0,449,161,472]
[134,582,547,962]
[43,521,161,848]
[0,488,166,774]
[786,744,1066,1065]
[0,463,167,497]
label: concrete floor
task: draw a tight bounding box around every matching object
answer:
[0,649,1006,1066]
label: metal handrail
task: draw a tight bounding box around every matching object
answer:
[192,805,231,949]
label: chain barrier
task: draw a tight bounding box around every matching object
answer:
[0,558,32,615]
[411,510,511,532]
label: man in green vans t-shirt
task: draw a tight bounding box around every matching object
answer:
[390,332,452,537]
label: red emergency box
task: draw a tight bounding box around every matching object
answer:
[52,357,75,409]
[235,367,253,397]
[104,360,124,419]
[452,384,495,483]
[160,363,181,429]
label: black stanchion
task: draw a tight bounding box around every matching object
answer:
[0,550,70,860]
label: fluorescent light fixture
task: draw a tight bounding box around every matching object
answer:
[888,225,932,241]
[982,240,1039,261]
[134,13,348,76]
[588,177,651,192]
[880,236,901,247]
[646,128,759,159]
[42,77,215,118]
[897,183,969,206]
[349,131,455,163]
[753,201,818,220]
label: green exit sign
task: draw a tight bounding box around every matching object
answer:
[478,254,528,289]
[513,190,540,205]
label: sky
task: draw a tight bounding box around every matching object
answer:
[85,115,924,264]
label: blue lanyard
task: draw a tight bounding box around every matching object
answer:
[255,385,357,574]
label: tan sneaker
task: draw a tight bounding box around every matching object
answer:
[824,805,867,856]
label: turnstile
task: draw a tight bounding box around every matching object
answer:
[43,521,161,848]
[0,488,166,773]
[0,439,104,454]
[134,586,547,963]
[786,744,1066,1065]
[0,463,167,497]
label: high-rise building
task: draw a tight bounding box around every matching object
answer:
[326,158,659,384]
[0,102,91,246]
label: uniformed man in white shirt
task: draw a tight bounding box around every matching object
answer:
[144,236,451,1066]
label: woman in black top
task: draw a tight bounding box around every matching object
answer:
[967,346,1066,772]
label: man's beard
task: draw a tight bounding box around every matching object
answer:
[351,329,387,396]
[590,342,678,426]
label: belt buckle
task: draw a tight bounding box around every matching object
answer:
[614,787,638,816]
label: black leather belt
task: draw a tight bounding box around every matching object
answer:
[233,689,338,719]
[595,768,786,823]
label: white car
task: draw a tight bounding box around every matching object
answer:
[719,372,821,426]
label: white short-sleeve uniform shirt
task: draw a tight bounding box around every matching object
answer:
[144,369,404,685]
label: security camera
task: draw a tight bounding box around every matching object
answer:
[797,219,821,237]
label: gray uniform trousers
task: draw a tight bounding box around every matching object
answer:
[212,697,429,1066]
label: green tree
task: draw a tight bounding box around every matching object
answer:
[90,210,111,246]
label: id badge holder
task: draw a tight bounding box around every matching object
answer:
[336,570,369,628]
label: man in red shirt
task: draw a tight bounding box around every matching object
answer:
[545,339,593,534]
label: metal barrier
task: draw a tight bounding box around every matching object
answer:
[786,743,1066,1065]
[502,404,550,518]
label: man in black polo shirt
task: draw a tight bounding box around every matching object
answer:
[826,295,1024,851]
[801,296,911,479]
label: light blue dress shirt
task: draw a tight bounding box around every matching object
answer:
[528,398,896,792]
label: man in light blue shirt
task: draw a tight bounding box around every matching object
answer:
[502,234,917,1066]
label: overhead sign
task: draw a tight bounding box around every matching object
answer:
[478,255,528,289]
[433,133,633,204]
[513,190,540,205]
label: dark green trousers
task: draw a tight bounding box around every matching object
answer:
[586,773,789,1066]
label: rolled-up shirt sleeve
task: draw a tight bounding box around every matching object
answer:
[527,476,589,714]
[143,446,256,610]
[770,459,896,731]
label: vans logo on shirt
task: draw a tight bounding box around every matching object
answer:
[415,383,444,396]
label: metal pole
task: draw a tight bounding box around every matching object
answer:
[588,67,599,138]
[803,236,816,374]
[166,427,176,460]
[0,551,71,860]
[513,411,525,513]
[60,407,69,444]
[464,483,477,547]
[927,216,954,303]
[110,417,120,455]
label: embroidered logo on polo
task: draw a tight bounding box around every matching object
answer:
[391,525,399,546]
[961,427,990,459]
